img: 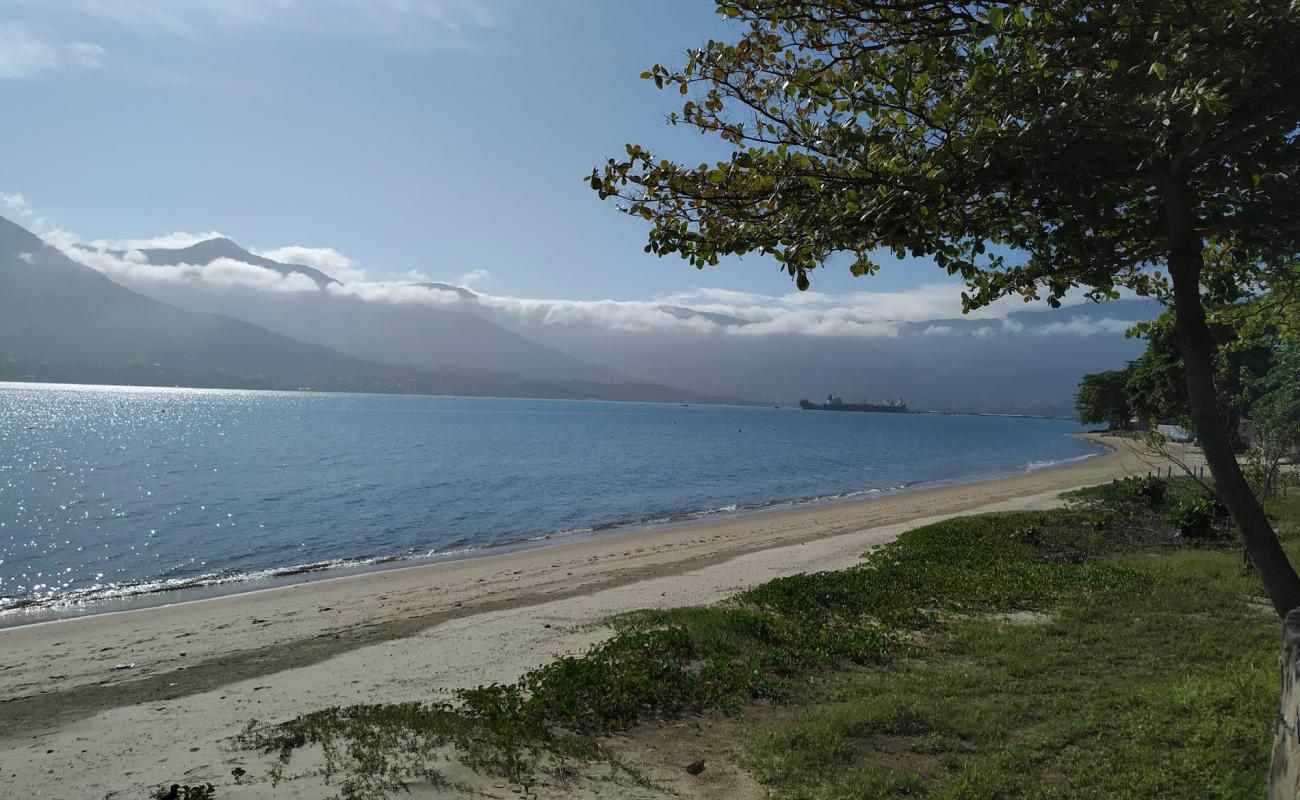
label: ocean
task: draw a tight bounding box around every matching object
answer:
[0,382,1101,625]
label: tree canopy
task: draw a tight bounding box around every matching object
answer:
[1075,370,1131,430]
[1245,343,1300,499]
[1125,254,1299,438]
[592,0,1300,306]
[1124,308,1274,442]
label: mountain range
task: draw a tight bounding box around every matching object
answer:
[1,214,1156,413]
[505,301,1156,416]
[125,237,618,384]
[0,217,740,403]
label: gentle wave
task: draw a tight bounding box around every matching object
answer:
[516,481,917,543]
[0,480,920,619]
[1,446,1102,619]
[1024,452,1101,472]
[0,557,395,616]
[1,387,1103,625]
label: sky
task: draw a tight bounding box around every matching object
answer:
[0,0,946,303]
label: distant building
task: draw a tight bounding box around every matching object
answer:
[1155,424,1195,443]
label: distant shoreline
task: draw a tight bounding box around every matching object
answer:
[0,375,762,407]
[0,378,1079,419]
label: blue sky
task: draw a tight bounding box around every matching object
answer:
[0,0,938,301]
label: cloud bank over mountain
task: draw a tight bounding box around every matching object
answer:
[3,191,1146,343]
[1,193,1157,414]
[60,234,1147,340]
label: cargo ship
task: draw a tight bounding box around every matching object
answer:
[798,394,910,413]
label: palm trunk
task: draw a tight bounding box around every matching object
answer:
[1162,179,1300,617]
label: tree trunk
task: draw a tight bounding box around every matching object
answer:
[1162,179,1300,617]
[1163,178,1300,798]
[1271,609,1300,800]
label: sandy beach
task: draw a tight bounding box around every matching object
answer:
[0,434,1196,798]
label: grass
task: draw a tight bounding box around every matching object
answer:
[746,479,1288,799]
[747,558,1275,799]
[235,477,1291,799]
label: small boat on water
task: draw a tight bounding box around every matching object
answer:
[798,394,910,414]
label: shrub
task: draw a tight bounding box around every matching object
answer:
[1166,497,1230,540]
[1131,476,1169,507]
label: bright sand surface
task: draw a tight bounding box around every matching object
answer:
[0,434,1199,798]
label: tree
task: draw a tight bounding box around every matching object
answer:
[591,0,1300,617]
[1075,370,1132,431]
[1126,305,1276,448]
[1244,342,1300,501]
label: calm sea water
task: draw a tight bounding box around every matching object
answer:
[0,382,1101,624]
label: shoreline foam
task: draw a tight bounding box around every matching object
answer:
[0,440,1104,626]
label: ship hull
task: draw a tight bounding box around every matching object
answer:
[798,399,910,413]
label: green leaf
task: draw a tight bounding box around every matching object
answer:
[595,0,1300,334]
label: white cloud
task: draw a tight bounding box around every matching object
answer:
[201,257,320,292]
[442,283,1006,338]
[730,315,901,338]
[64,242,1136,339]
[682,287,772,306]
[7,194,1145,340]
[17,252,34,264]
[473,294,722,333]
[67,245,322,294]
[0,192,79,248]
[0,192,26,213]
[327,279,465,305]
[457,268,491,288]
[258,245,368,283]
[1030,316,1138,336]
[1,197,317,294]
[88,231,227,250]
[0,25,104,79]
[19,1,497,49]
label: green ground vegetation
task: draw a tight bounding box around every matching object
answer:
[234,476,1298,799]
[747,479,1298,800]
